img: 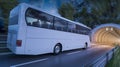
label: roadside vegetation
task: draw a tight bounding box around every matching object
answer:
[106,45,120,67]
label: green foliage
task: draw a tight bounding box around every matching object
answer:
[106,46,120,67]
[59,0,120,28]
[86,0,120,24]
[0,0,18,31]
[0,0,18,18]
[58,3,75,20]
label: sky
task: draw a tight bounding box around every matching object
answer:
[18,0,64,16]
[17,0,84,16]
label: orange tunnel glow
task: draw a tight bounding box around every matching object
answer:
[91,24,120,45]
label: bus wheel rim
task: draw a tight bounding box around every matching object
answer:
[55,46,60,53]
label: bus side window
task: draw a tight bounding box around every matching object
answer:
[54,17,68,31]
[27,22,32,26]
[39,13,53,29]
[26,8,54,29]
[32,20,40,27]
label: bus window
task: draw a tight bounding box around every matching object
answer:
[26,8,41,27]
[76,25,89,35]
[26,17,37,26]
[25,8,53,28]
[67,23,75,32]
[40,12,53,28]
[54,17,68,31]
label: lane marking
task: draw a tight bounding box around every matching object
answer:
[10,58,48,67]
[66,46,102,55]
[0,52,13,55]
[67,51,82,55]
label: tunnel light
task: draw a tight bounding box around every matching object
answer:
[105,27,113,31]
[106,28,109,31]
[110,28,113,31]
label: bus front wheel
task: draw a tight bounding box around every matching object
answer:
[53,43,62,55]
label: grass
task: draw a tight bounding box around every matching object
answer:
[106,46,120,67]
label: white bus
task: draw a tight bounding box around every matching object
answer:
[7,3,91,55]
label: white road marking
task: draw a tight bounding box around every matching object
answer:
[0,52,13,55]
[67,51,82,55]
[66,46,102,55]
[10,58,48,67]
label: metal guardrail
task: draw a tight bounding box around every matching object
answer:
[85,46,119,67]
[0,41,7,43]
[0,35,7,47]
[0,35,10,53]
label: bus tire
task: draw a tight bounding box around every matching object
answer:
[53,43,62,55]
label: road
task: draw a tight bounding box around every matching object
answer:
[0,45,113,67]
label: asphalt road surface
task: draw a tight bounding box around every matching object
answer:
[0,45,113,67]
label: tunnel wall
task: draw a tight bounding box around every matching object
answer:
[91,23,120,45]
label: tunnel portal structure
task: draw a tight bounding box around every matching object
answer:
[91,23,120,45]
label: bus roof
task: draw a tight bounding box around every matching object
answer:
[18,3,91,29]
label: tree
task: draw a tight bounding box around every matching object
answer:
[72,0,120,28]
[0,0,18,18]
[58,3,75,21]
[0,0,18,31]
[86,0,120,23]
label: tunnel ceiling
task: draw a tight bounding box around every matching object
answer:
[91,24,120,45]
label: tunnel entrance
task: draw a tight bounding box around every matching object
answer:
[91,23,120,45]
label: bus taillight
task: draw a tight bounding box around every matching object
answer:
[16,40,22,47]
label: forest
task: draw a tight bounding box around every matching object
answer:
[1,0,120,31]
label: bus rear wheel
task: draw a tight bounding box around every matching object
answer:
[53,43,62,55]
